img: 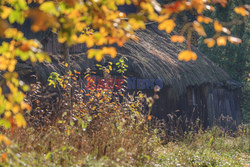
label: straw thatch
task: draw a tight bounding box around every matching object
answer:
[117,23,230,95]
[12,23,230,97]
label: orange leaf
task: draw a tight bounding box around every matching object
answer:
[203,17,213,24]
[158,19,176,33]
[171,35,179,42]
[212,0,227,8]
[171,35,185,43]
[19,43,30,52]
[217,36,227,46]
[234,7,249,16]
[178,50,197,61]
[1,152,7,162]
[214,21,222,32]
[204,38,215,48]
[197,16,203,23]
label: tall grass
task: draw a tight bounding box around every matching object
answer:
[0,65,249,166]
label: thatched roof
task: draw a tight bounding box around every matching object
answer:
[117,23,230,94]
[12,23,231,96]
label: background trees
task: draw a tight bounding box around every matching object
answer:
[198,0,249,122]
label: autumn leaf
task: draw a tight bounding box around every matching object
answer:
[4,28,18,38]
[4,111,11,118]
[128,18,146,30]
[171,35,185,43]
[214,21,222,32]
[1,152,7,162]
[19,43,30,52]
[217,36,227,46]
[197,16,213,24]
[178,50,197,61]
[158,19,176,33]
[212,0,227,8]
[0,57,8,70]
[0,6,12,19]
[14,113,27,127]
[147,115,152,120]
[95,53,103,62]
[191,0,205,14]
[234,7,249,16]
[39,1,59,16]
[102,47,117,58]
[204,38,215,48]
[0,135,11,146]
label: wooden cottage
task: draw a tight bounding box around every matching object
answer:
[13,23,242,129]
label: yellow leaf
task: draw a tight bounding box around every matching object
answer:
[158,19,176,33]
[86,37,94,48]
[0,57,8,70]
[193,21,206,36]
[204,38,215,48]
[217,36,227,46]
[12,105,20,114]
[5,102,12,110]
[0,6,12,19]
[4,111,11,118]
[58,34,67,43]
[39,1,59,16]
[0,135,11,146]
[14,113,27,127]
[95,53,103,62]
[8,59,17,72]
[214,21,222,32]
[87,49,96,59]
[178,50,197,61]
[4,28,18,38]
[102,47,117,58]
[128,18,145,30]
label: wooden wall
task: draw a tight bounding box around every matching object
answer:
[151,84,241,129]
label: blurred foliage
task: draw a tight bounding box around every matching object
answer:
[198,0,250,123]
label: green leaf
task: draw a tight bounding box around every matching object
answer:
[0,119,11,129]
[9,10,19,23]
[39,1,59,16]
